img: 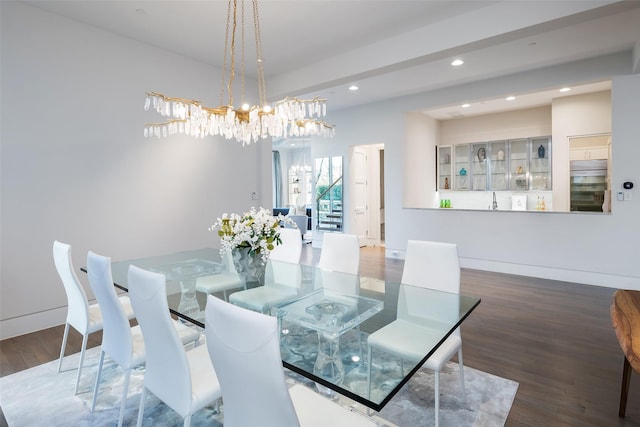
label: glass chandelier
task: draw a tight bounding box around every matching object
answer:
[143,0,334,145]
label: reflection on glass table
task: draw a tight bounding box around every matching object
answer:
[272,289,383,386]
[148,258,226,323]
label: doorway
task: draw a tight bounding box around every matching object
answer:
[350,144,385,247]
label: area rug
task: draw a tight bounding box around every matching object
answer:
[0,345,517,426]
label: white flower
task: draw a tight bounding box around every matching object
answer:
[209,207,296,262]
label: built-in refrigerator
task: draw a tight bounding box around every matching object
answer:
[570,159,608,212]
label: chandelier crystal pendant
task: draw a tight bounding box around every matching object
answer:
[143,0,334,145]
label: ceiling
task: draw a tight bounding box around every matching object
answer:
[25,0,640,120]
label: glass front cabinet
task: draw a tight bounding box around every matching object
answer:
[437,145,452,190]
[454,144,470,190]
[471,142,488,190]
[509,138,529,191]
[489,140,508,190]
[530,137,551,190]
[437,136,551,192]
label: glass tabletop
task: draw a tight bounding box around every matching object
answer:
[107,247,481,412]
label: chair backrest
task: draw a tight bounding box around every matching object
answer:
[265,228,303,289]
[399,240,461,335]
[317,233,360,274]
[270,228,302,263]
[205,295,300,427]
[317,233,360,294]
[127,265,192,416]
[86,251,133,366]
[401,240,460,293]
[53,240,90,331]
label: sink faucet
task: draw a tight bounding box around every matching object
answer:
[492,192,498,210]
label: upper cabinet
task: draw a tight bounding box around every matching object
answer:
[471,143,488,190]
[489,140,508,190]
[509,138,529,191]
[569,146,609,160]
[454,144,471,190]
[530,137,551,190]
[438,136,552,191]
[437,145,452,190]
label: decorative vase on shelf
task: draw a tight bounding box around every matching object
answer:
[231,247,266,286]
[537,144,546,159]
[459,168,467,176]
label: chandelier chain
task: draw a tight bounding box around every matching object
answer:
[227,0,238,107]
[220,0,232,107]
[241,0,246,107]
[253,0,267,107]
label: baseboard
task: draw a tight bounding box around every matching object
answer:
[384,248,640,290]
[0,306,66,340]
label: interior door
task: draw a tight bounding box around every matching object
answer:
[351,147,368,246]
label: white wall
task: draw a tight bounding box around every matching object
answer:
[439,106,552,145]
[0,3,271,338]
[552,91,612,211]
[403,113,437,208]
[327,57,639,290]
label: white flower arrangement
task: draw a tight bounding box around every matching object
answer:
[209,207,295,262]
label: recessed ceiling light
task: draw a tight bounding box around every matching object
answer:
[560,87,571,92]
[349,85,359,91]
[451,59,464,67]
[506,96,516,101]
[462,103,470,108]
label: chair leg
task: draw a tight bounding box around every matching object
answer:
[57,323,70,372]
[136,387,147,427]
[91,350,106,412]
[434,370,440,427]
[356,325,364,363]
[367,346,372,399]
[74,333,89,394]
[457,347,465,399]
[118,369,132,427]
[619,357,632,417]
[183,414,192,427]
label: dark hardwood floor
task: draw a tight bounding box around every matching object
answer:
[1,246,638,426]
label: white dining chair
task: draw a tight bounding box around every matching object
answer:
[127,265,221,427]
[315,232,360,299]
[86,251,200,427]
[367,240,464,427]
[229,227,302,313]
[204,295,377,427]
[318,232,360,276]
[315,232,363,357]
[53,240,135,395]
[195,250,245,301]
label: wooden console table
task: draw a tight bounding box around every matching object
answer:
[610,289,640,417]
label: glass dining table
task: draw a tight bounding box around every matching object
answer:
[104,247,481,412]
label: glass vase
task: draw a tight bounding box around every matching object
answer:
[231,247,266,287]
